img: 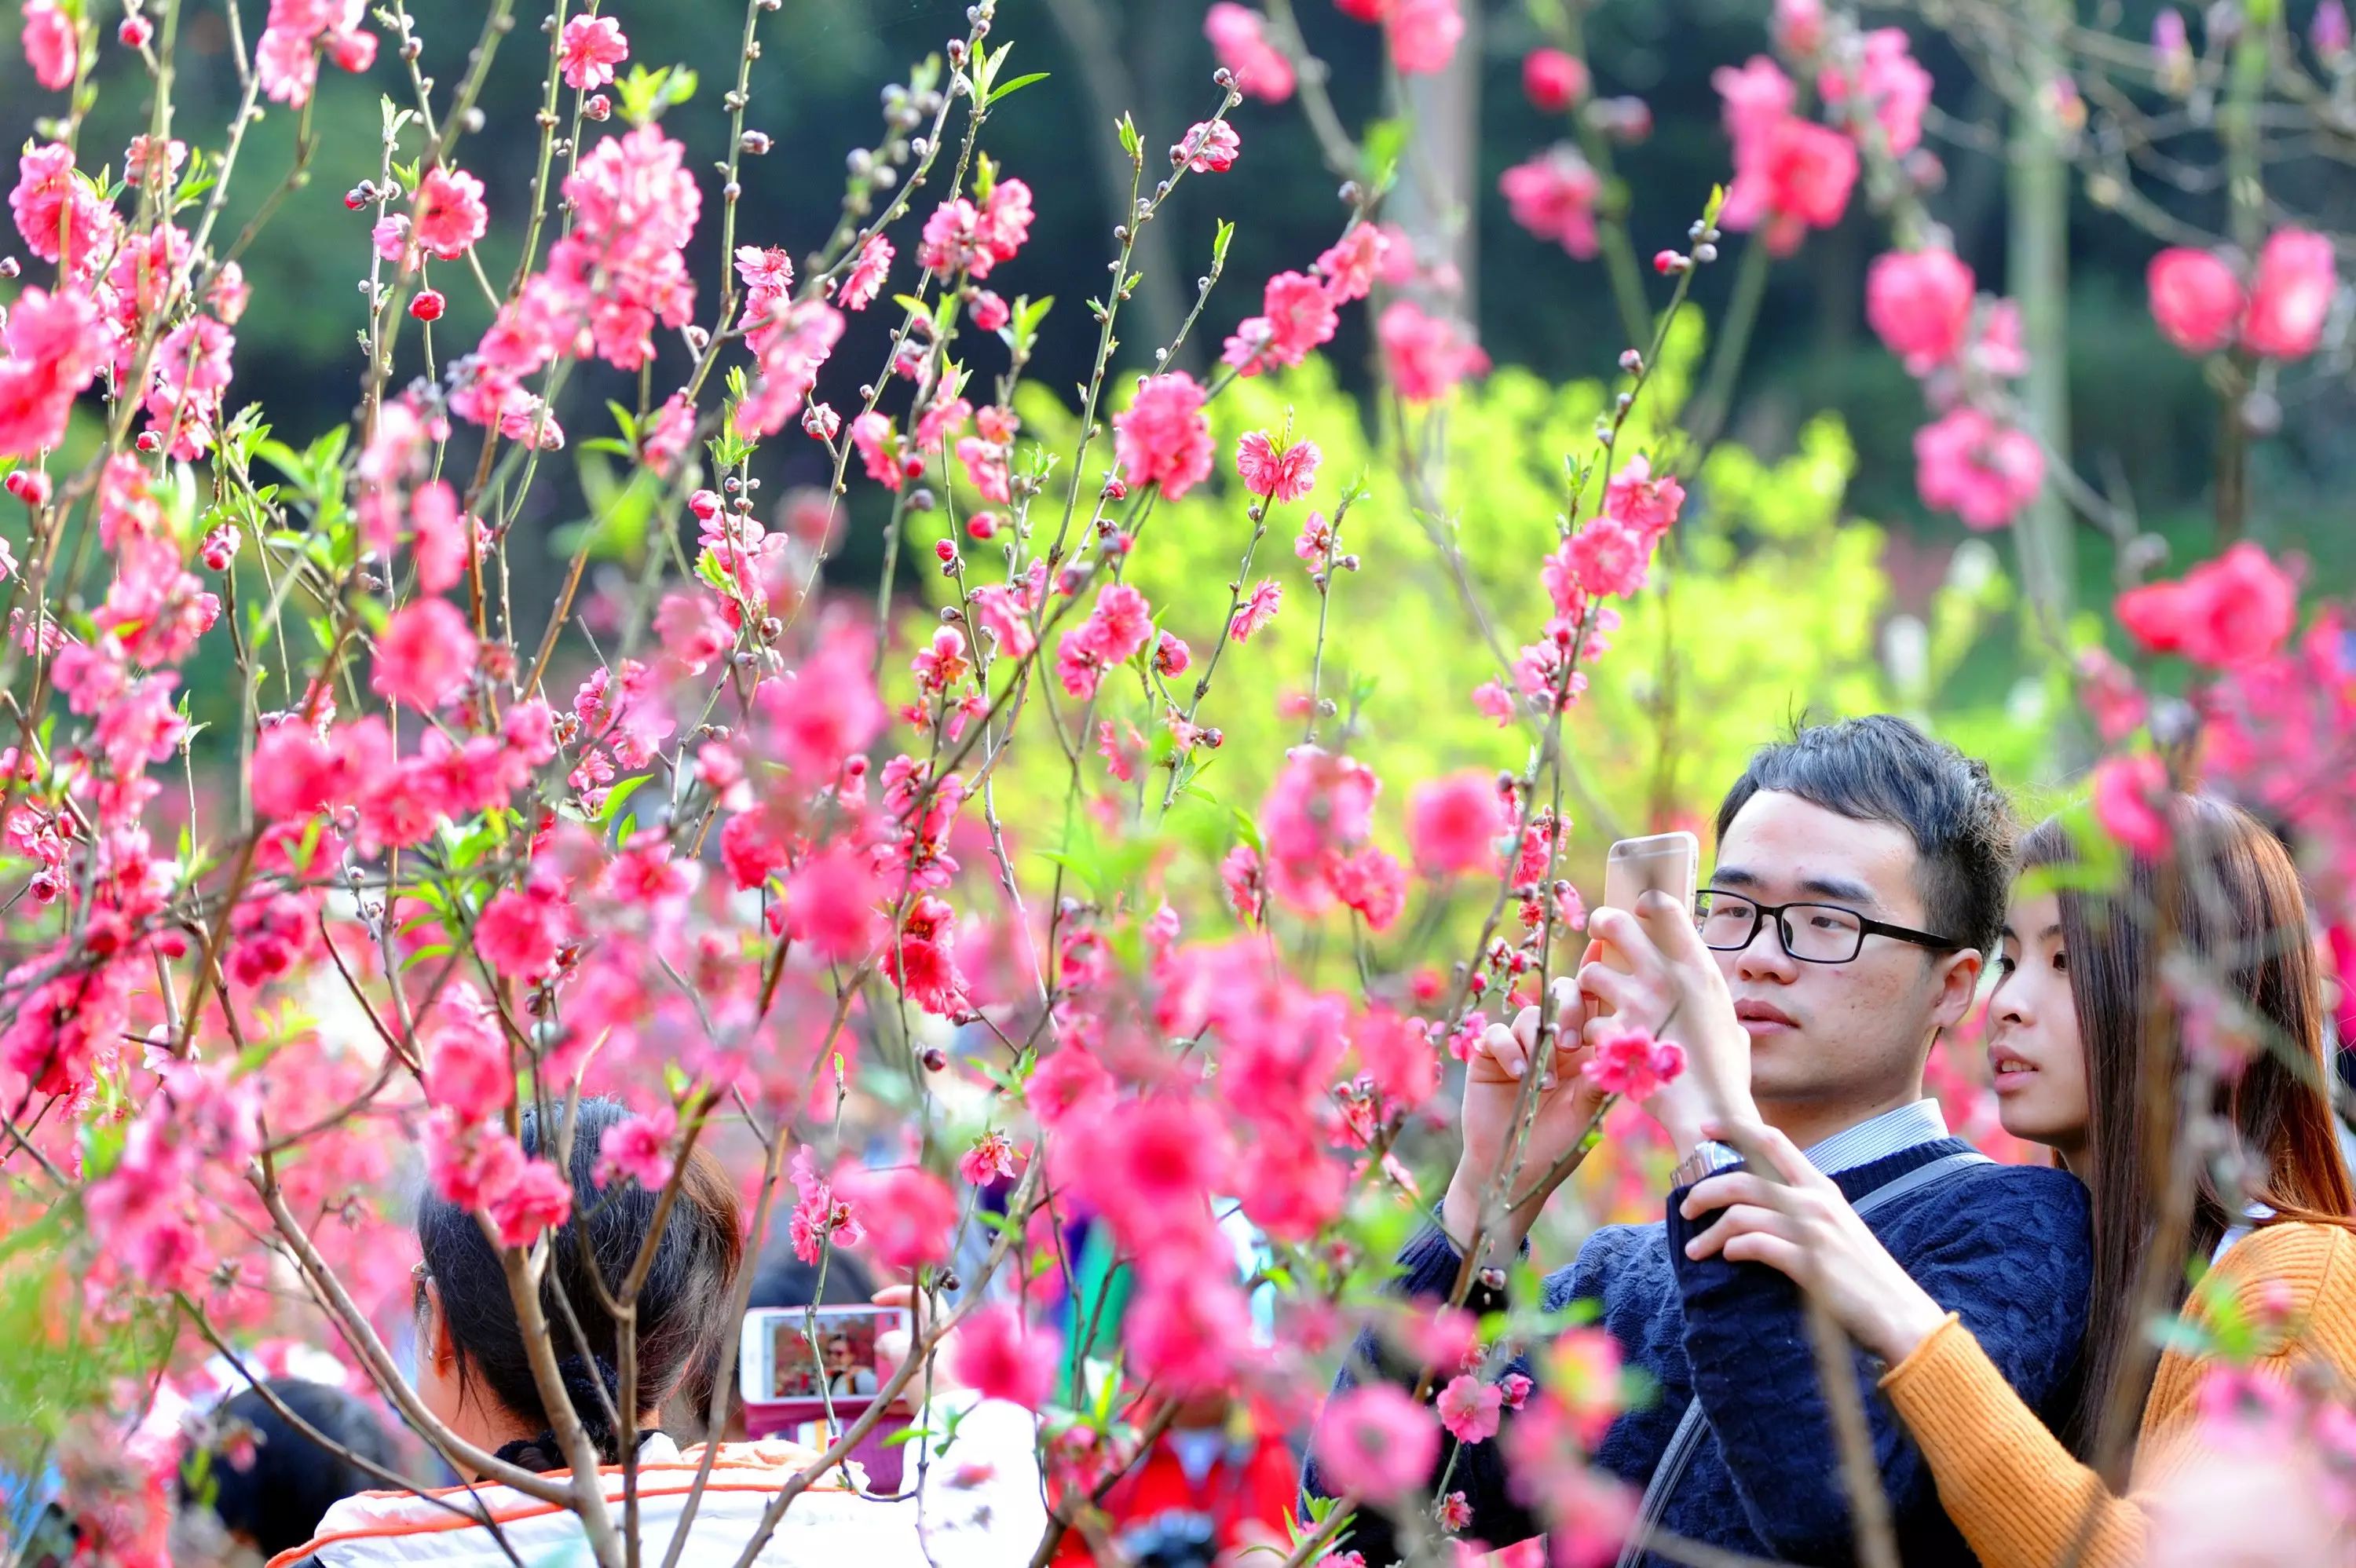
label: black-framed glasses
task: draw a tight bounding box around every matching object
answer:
[1694,890,1964,966]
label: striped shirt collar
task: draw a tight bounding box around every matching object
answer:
[1804,1098,1950,1175]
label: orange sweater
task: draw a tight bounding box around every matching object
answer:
[1879,1219,2356,1568]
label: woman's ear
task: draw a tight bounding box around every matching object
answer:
[421,1277,456,1372]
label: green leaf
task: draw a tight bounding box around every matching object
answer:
[1212,219,1235,273]
[988,71,1049,107]
[615,64,697,126]
[1116,114,1140,163]
[595,772,655,829]
[1362,118,1407,189]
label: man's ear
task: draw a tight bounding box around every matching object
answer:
[1929,946,1984,1033]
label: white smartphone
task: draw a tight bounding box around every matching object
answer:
[738,1303,912,1417]
[1593,832,1701,1005]
[1603,831,1699,919]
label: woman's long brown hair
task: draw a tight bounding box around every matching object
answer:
[2021,796,2355,1467]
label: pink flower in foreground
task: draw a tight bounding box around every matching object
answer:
[2074,647,2147,744]
[1205,2,1295,101]
[1820,28,1931,156]
[558,15,629,91]
[2091,753,2171,860]
[1386,0,1464,74]
[1604,455,1686,539]
[1172,120,1241,174]
[1408,771,1506,876]
[1223,270,1340,377]
[2241,228,2336,360]
[1582,1027,1686,1099]
[1867,249,1976,375]
[1721,110,1857,255]
[1229,579,1282,643]
[1501,147,1603,259]
[2113,541,2297,668]
[842,233,893,311]
[761,635,887,778]
[1437,1374,1505,1444]
[788,1146,864,1265]
[22,1,79,90]
[2146,247,2244,355]
[12,142,116,273]
[1236,431,1320,501]
[785,846,883,961]
[949,1303,1062,1409]
[1315,225,1390,304]
[1524,47,1589,112]
[1776,0,1829,55]
[1560,517,1652,599]
[370,598,478,709]
[1714,57,1796,152]
[1912,407,2043,531]
[1313,1384,1440,1504]
[1113,372,1215,499]
[1081,582,1156,666]
[597,1105,678,1191]
[412,166,488,261]
[426,1013,512,1121]
[837,1163,959,1270]
[959,1129,1020,1187]
[487,1158,573,1247]
[475,883,576,978]
[1378,300,1488,403]
[0,285,105,459]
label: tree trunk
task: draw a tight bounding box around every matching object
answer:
[2008,0,2080,760]
[1389,4,1483,319]
[1039,0,1185,358]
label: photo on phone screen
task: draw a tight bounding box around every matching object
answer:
[755,1307,900,1402]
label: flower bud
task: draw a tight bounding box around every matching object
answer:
[408,287,445,322]
[120,15,155,46]
[584,93,611,120]
[5,470,52,510]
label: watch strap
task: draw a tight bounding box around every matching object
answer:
[1670,1139,1741,1191]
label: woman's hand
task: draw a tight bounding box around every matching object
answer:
[1576,890,1757,1154]
[871,1284,960,1413]
[1678,1119,1951,1365]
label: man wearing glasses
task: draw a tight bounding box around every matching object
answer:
[1308,716,2092,1567]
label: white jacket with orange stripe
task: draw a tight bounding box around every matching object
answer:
[269,1402,1048,1568]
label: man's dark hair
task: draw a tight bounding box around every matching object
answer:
[1714,714,2016,955]
[181,1379,401,1557]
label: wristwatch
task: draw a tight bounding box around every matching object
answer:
[1670,1140,1742,1192]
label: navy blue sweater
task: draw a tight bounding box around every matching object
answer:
[1304,1138,2091,1566]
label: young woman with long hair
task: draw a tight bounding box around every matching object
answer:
[269,1099,1041,1566]
[1676,795,2356,1567]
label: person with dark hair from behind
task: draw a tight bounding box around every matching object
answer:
[176,1379,403,1565]
[1304,715,2094,1567]
[270,1098,953,1566]
[1674,796,2356,1566]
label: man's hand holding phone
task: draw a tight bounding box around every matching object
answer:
[1578,891,1758,1159]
